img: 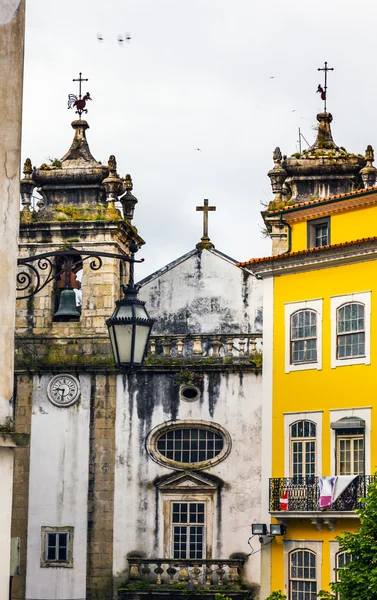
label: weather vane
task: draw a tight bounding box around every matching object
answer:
[317,61,334,112]
[67,72,92,118]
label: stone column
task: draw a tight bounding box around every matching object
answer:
[0,2,25,598]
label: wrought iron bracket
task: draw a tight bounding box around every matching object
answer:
[16,248,143,300]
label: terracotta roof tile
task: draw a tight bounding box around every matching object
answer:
[267,186,377,213]
[237,236,377,267]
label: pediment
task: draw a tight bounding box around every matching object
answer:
[157,471,219,492]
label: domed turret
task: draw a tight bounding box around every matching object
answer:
[268,112,365,205]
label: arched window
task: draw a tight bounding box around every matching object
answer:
[290,421,316,479]
[289,549,317,600]
[336,302,365,359]
[335,551,352,598]
[290,310,317,364]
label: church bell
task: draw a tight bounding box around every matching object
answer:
[54,289,81,321]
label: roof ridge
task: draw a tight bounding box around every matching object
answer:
[267,186,377,214]
[238,236,377,267]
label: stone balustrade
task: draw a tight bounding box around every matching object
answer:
[127,558,244,587]
[148,333,262,360]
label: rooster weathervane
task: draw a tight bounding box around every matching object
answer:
[67,72,92,118]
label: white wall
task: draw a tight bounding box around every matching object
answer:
[0,447,14,597]
[25,375,91,600]
[139,249,263,335]
[113,371,263,588]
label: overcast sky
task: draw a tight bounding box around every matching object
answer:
[22,0,377,279]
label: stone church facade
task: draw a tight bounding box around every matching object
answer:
[11,117,264,600]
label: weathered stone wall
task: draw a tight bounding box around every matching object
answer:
[86,374,117,600]
[113,368,263,593]
[24,374,91,600]
[11,375,33,600]
[0,3,25,597]
[138,248,262,335]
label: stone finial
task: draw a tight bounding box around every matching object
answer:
[23,157,32,175]
[273,147,282,164]
[365,145,374,163]
[108,154,117,174]
[102,155,123,219]
[360,145,377,189]
[20,158,36,222]
[310,112,337,151]
[268,147,287,199]
[120,174,138,221]
[124,173,133,191]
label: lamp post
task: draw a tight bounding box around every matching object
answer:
[106,242,155,369]
[17,243,154,369]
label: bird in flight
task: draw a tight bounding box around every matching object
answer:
[118,33,132,45]
[194,148,202,152]
[268,76,276,79]
[291,109,298,112]
[97,33,104,42]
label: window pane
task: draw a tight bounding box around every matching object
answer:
[157,428,224,463]
[291,311,317,364]
[337,303,365,360]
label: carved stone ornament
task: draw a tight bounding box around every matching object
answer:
[47,374,81,407]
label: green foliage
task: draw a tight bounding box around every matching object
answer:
[248,351,262,368]
[317,591,336,600]
[325,475,377,599]
[264,591,286,600]
[215,594,233,600]
[173,369,204,386]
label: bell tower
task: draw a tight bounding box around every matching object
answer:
[12,94,144,600]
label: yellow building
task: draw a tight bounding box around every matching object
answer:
[240,183,377,598]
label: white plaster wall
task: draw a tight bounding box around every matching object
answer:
[139,249,262,335]
[0,448,13,599]
[25,375,91,600]
[113,371,263,589]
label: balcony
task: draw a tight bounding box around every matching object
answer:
[119,558,249,600]
[269,476,374,526]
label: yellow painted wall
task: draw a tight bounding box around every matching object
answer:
[290,203,377,252]
[270,257,377,595]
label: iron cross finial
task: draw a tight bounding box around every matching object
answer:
[67,72,92,118]
[196,199,216,248]
[317,61,334,112]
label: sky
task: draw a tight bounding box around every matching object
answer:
[22,0,377,279]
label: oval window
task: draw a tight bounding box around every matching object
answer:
[179,385,200,402]
[146,421,232,470]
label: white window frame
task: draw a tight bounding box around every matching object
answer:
[329,408,371,476]
[331,291,371,368]
[171,501,206,560]
[283,540,322,597]
[162,493,214,559]
[40,526,74,568]
[284,412,322,478]
[285,299,323,373]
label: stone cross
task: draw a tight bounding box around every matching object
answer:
[317,61,334,112]
[73,72,88,100]
[196,199,216,249]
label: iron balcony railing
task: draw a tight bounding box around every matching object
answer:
[269,475,374,512]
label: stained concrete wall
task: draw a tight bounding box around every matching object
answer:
[0,3,25,598]
[0,0,24,423]
[113,370,263,593]
[25,375,91,600]
[138,248,262,335]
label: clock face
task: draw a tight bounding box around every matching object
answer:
[47,375,80,407]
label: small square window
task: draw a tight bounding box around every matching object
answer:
[41,526,73,568]
[307,217,330,249]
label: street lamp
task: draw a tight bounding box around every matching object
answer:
[106,242,155,369]
[17,244,154,369]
